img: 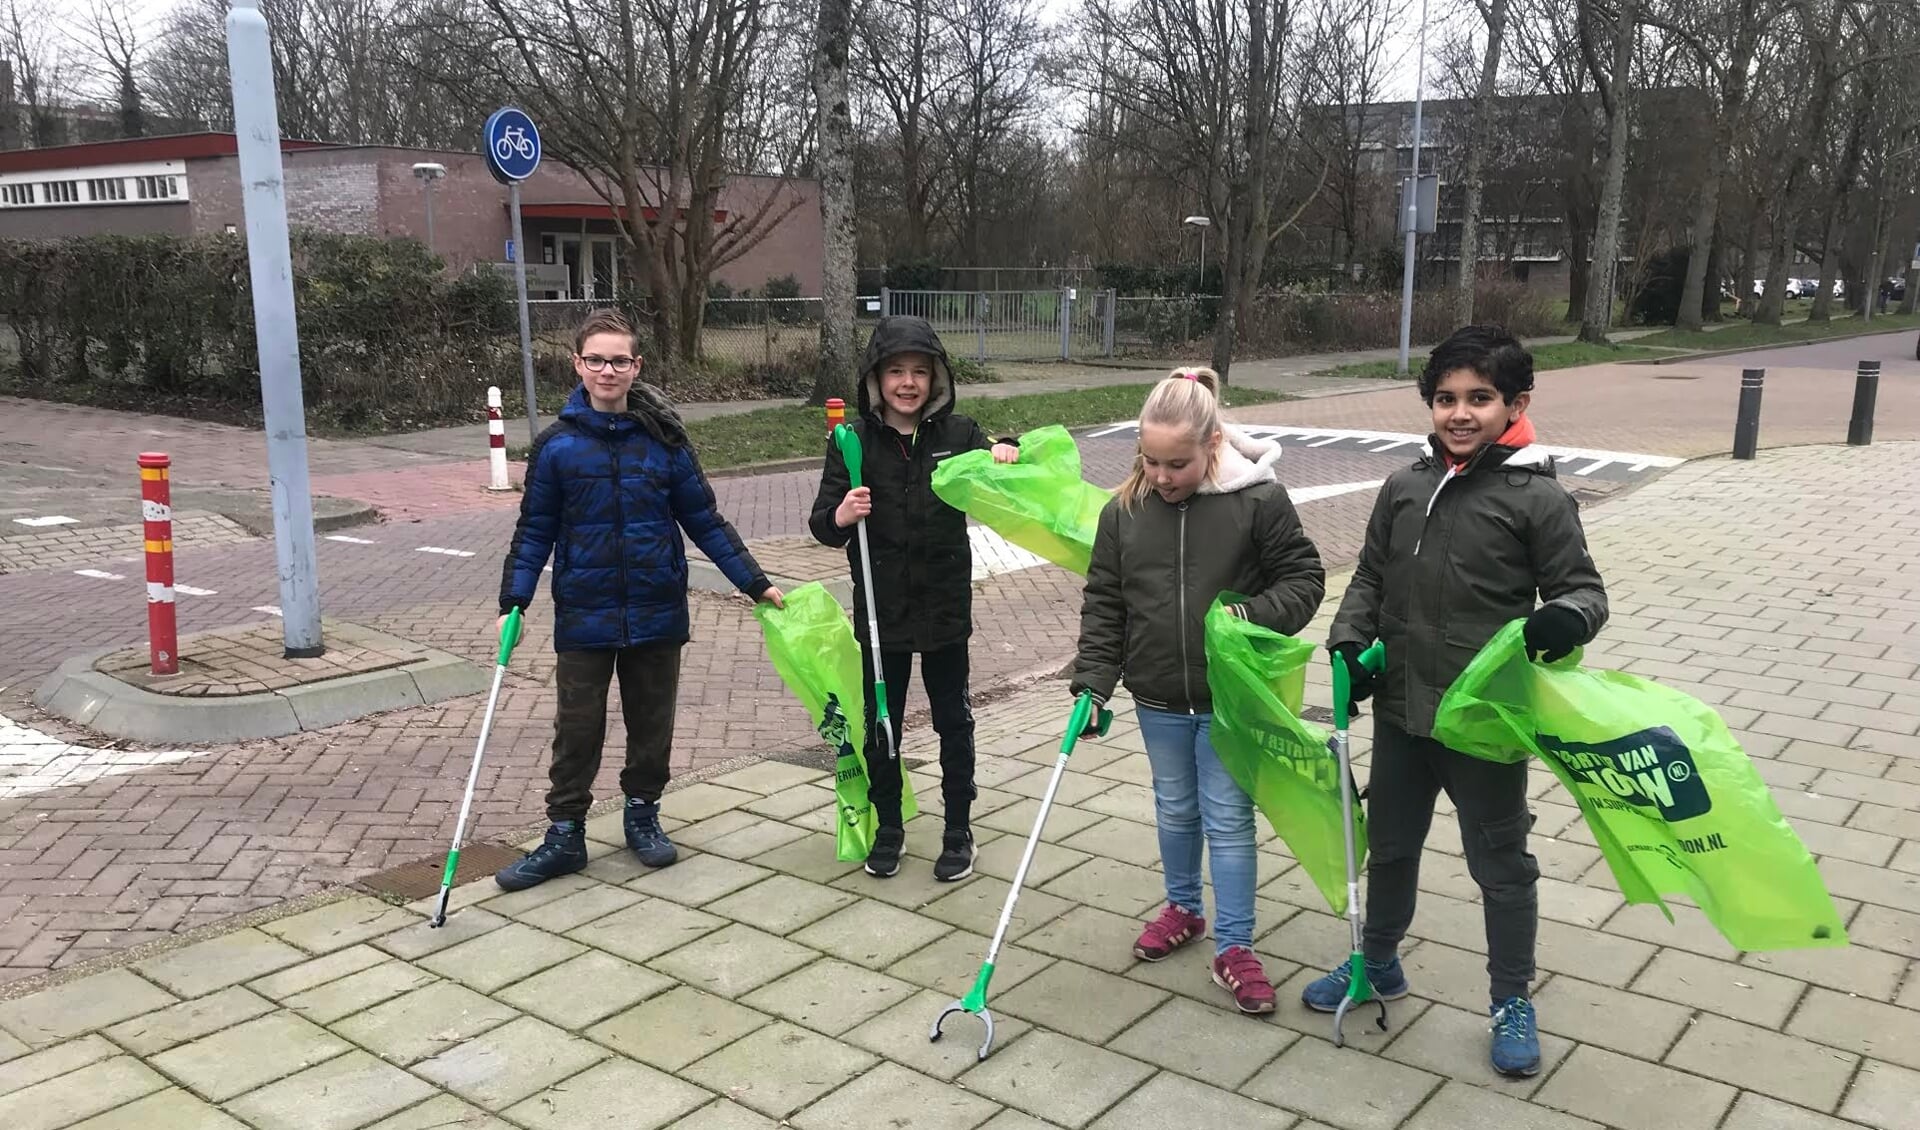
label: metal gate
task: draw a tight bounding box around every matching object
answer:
[877,288,1117,361]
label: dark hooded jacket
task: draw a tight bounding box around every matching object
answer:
[1329,431,1609,736]
[808,316,1003,652]
[500,383,769,651]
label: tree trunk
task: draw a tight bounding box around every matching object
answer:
[1678,37,1756,332]
[1701,225,1725,323]
[1566,221,1590,320]
[811,0,857,404]
[1579,0,1634,345]
[1736,211,1762,318]
[1811,90,1871,321]
[1210,0,1271,385]
[1453,0,1510,326]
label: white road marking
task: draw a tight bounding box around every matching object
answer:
[1289,480,1387,504]
[1086,423,1136,439]
[326,535,376,544]
[254,605,283,616]
[174,585,218,596]
[0,712,199,799]
[74,569,124,580]
[13,516,77,527]
[968,526,1050,580]
[1230,426,1684,470]
[415,546,476,557]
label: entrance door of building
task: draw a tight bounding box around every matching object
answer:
[556,234,621,301]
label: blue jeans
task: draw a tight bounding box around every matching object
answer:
[1136,707,1258,952]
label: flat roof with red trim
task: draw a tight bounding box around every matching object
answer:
[0,132,336,174]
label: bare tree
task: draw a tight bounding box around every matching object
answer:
[422,0,807,362]
[1453,0,1512,324]
[75,0,147,138]
[813,0,857,402]
[929,0,1047,263]
[1753,0,1848,325]
[855,0,954,261]
[1,0,71,147]
[1575,0,1636,344]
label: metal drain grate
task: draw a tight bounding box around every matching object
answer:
[355,842,525,902]
[1653,374,1700,380]
[1300,705,1337,725]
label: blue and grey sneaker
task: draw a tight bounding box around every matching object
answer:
[623,797,678,868]
[1490,997,1542,1077]
[1300,955,1411,1013]
[495,821,589,891]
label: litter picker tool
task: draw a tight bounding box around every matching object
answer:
[931,690,1112,1059]
[429,607,522,927]
[1331,641,1387,1045]
[832,423,895,762]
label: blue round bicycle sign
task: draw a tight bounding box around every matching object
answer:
[483,108,541,184]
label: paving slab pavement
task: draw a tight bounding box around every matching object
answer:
[0,442,1916,1127]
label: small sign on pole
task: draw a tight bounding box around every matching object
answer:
[484,107,544,447]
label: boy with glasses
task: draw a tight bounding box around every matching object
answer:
[495,310,783,890]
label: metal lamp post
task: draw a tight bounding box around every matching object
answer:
[1396,0,1432,376]
[1184,215,1212,287]
[412,162,446,253]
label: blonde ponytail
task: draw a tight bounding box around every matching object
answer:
[1117,367,1225,511]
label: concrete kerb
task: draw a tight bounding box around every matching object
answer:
[32,634,490,745]
[1642,324,1920,365]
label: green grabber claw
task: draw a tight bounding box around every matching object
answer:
[1330,641,1387,1045]
[833,424,896,761]
[431,607,523,927]
[932,691,1104,1059]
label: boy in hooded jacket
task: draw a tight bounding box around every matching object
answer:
[495,310,782,891]
[809,315,1017,882]
[1300,324,1608,1077]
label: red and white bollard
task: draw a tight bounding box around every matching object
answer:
[139,452,178,676]
[486,386,512,491]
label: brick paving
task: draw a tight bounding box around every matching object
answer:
[0,443,1916,1128]
[93,624,431,698]
[0,513,254,575]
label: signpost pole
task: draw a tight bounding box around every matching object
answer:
[509,182,538,446]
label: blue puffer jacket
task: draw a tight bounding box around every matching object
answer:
[498,385,769,651]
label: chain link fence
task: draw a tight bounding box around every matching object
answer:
[877,288,1117,360]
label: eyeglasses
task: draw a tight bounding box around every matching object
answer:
[579,354,639,374]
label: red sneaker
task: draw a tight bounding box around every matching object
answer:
[1212,946,1277,1014]
[1133,904,1206,962]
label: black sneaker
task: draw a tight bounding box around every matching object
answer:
[934,828,975,882]
[865,824,905,877]
[623,798,678,868]
[495,821,589,891]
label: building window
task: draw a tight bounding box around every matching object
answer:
[135,175,180,200]
[87,177,128,202]
[0,184,32,206]
[43,181,79,203]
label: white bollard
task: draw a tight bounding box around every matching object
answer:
[487,386,512,491]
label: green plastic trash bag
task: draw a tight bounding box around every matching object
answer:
[755,582,917,861]
[1204,597,1363,914]
[1433,620,1847,951]
[930,424,1111,575]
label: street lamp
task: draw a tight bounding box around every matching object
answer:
[1184,215,1212,289]
[1396,0,1431,375]
[412,162,446,252]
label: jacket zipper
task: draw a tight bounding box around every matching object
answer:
[608,431,631,647]
[1413,465,1458,556]
[1178,503,1194,714]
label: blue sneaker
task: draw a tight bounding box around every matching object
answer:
[495,821,588,891]
[1300,956,1410,1012]
[1490,997,1542,1077]
[623,798,678,868]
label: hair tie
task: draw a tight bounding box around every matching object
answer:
[1178,372,1198,381]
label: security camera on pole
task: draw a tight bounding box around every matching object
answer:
[485,107,545,447]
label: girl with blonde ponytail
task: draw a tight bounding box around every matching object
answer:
[1070,367,1327,1014]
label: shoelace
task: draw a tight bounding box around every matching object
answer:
[1491,1000,1534,1039]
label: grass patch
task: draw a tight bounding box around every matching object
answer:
[1326,340,1668,380]
[1633,311,1920,351]
[656,383,1286,470]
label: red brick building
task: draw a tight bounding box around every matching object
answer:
[0,133,824,299]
